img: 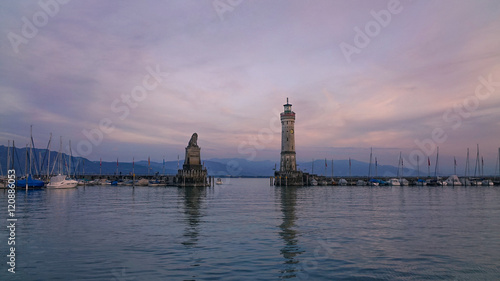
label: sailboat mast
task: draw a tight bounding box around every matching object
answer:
[427,156,430,178]
[454,157,456,175]
[7,140,10,173]
[29,125,33,176]
[474,144,479,177]
[465,148,469,178]
[401,152,404,179]
[39,152,42,178]
[69,140,72,178]
[25,144,28,189]
[397,152,402,179]
[368,148,372,179]
[481,156,484,177]
[25,144,28,178]
[12,141,15,172]
[59,137,62,174]
[434,146,439,179]
[47,133,52,179]
[349,158,351,179]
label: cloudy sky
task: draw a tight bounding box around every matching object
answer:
[1,0,500,173]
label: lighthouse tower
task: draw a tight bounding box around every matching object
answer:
[280,98,297,172]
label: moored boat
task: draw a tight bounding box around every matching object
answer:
[137,178,149,186]
[415,179,427,186]
[338,178,347,186]
[482,179,494,186]
[16,175,45,188]
[388,178,400,186]
[445,175,462,186]
[148,179,163,187]
[46,174,78,189]
[356,180,366,186]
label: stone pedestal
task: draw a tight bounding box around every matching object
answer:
[176,133,209,187]
[274,171,305,186]
[183,146,202,171]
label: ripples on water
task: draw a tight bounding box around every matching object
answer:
[1,178,500,280]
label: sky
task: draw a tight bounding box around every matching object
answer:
[1,0,500,174]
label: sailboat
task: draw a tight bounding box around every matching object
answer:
[445,175,462,186]
[367,148,379,186]
[462,148,471,186]
[15,127,45,188]
[398,152,408,186]
[415,155,427,186]
[482,179,494,186]
[16,175,45,188]
[388,152,401,186]
[470,144,482,186]
[388,178,400,186]
[433,147,446,186]
[47,138,77,189]
[446,156,461,186]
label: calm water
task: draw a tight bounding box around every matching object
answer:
[1,178,500,280]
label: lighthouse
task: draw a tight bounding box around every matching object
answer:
[275,98,304,186]
[280,98,297,172]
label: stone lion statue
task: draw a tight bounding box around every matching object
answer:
[188,133,198,147]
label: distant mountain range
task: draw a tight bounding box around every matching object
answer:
[0,145,422,177]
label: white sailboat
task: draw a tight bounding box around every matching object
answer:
[445,175,462,186]
[434,146,447,186]
[47,138,77,189]
[338,178,347,186]
[367,147,378,186]
[398,152,408,186]
[388,178,401,186]
[482,179,494,186]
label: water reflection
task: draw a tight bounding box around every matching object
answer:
[179,187,206,248]
[277,187,304,278]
